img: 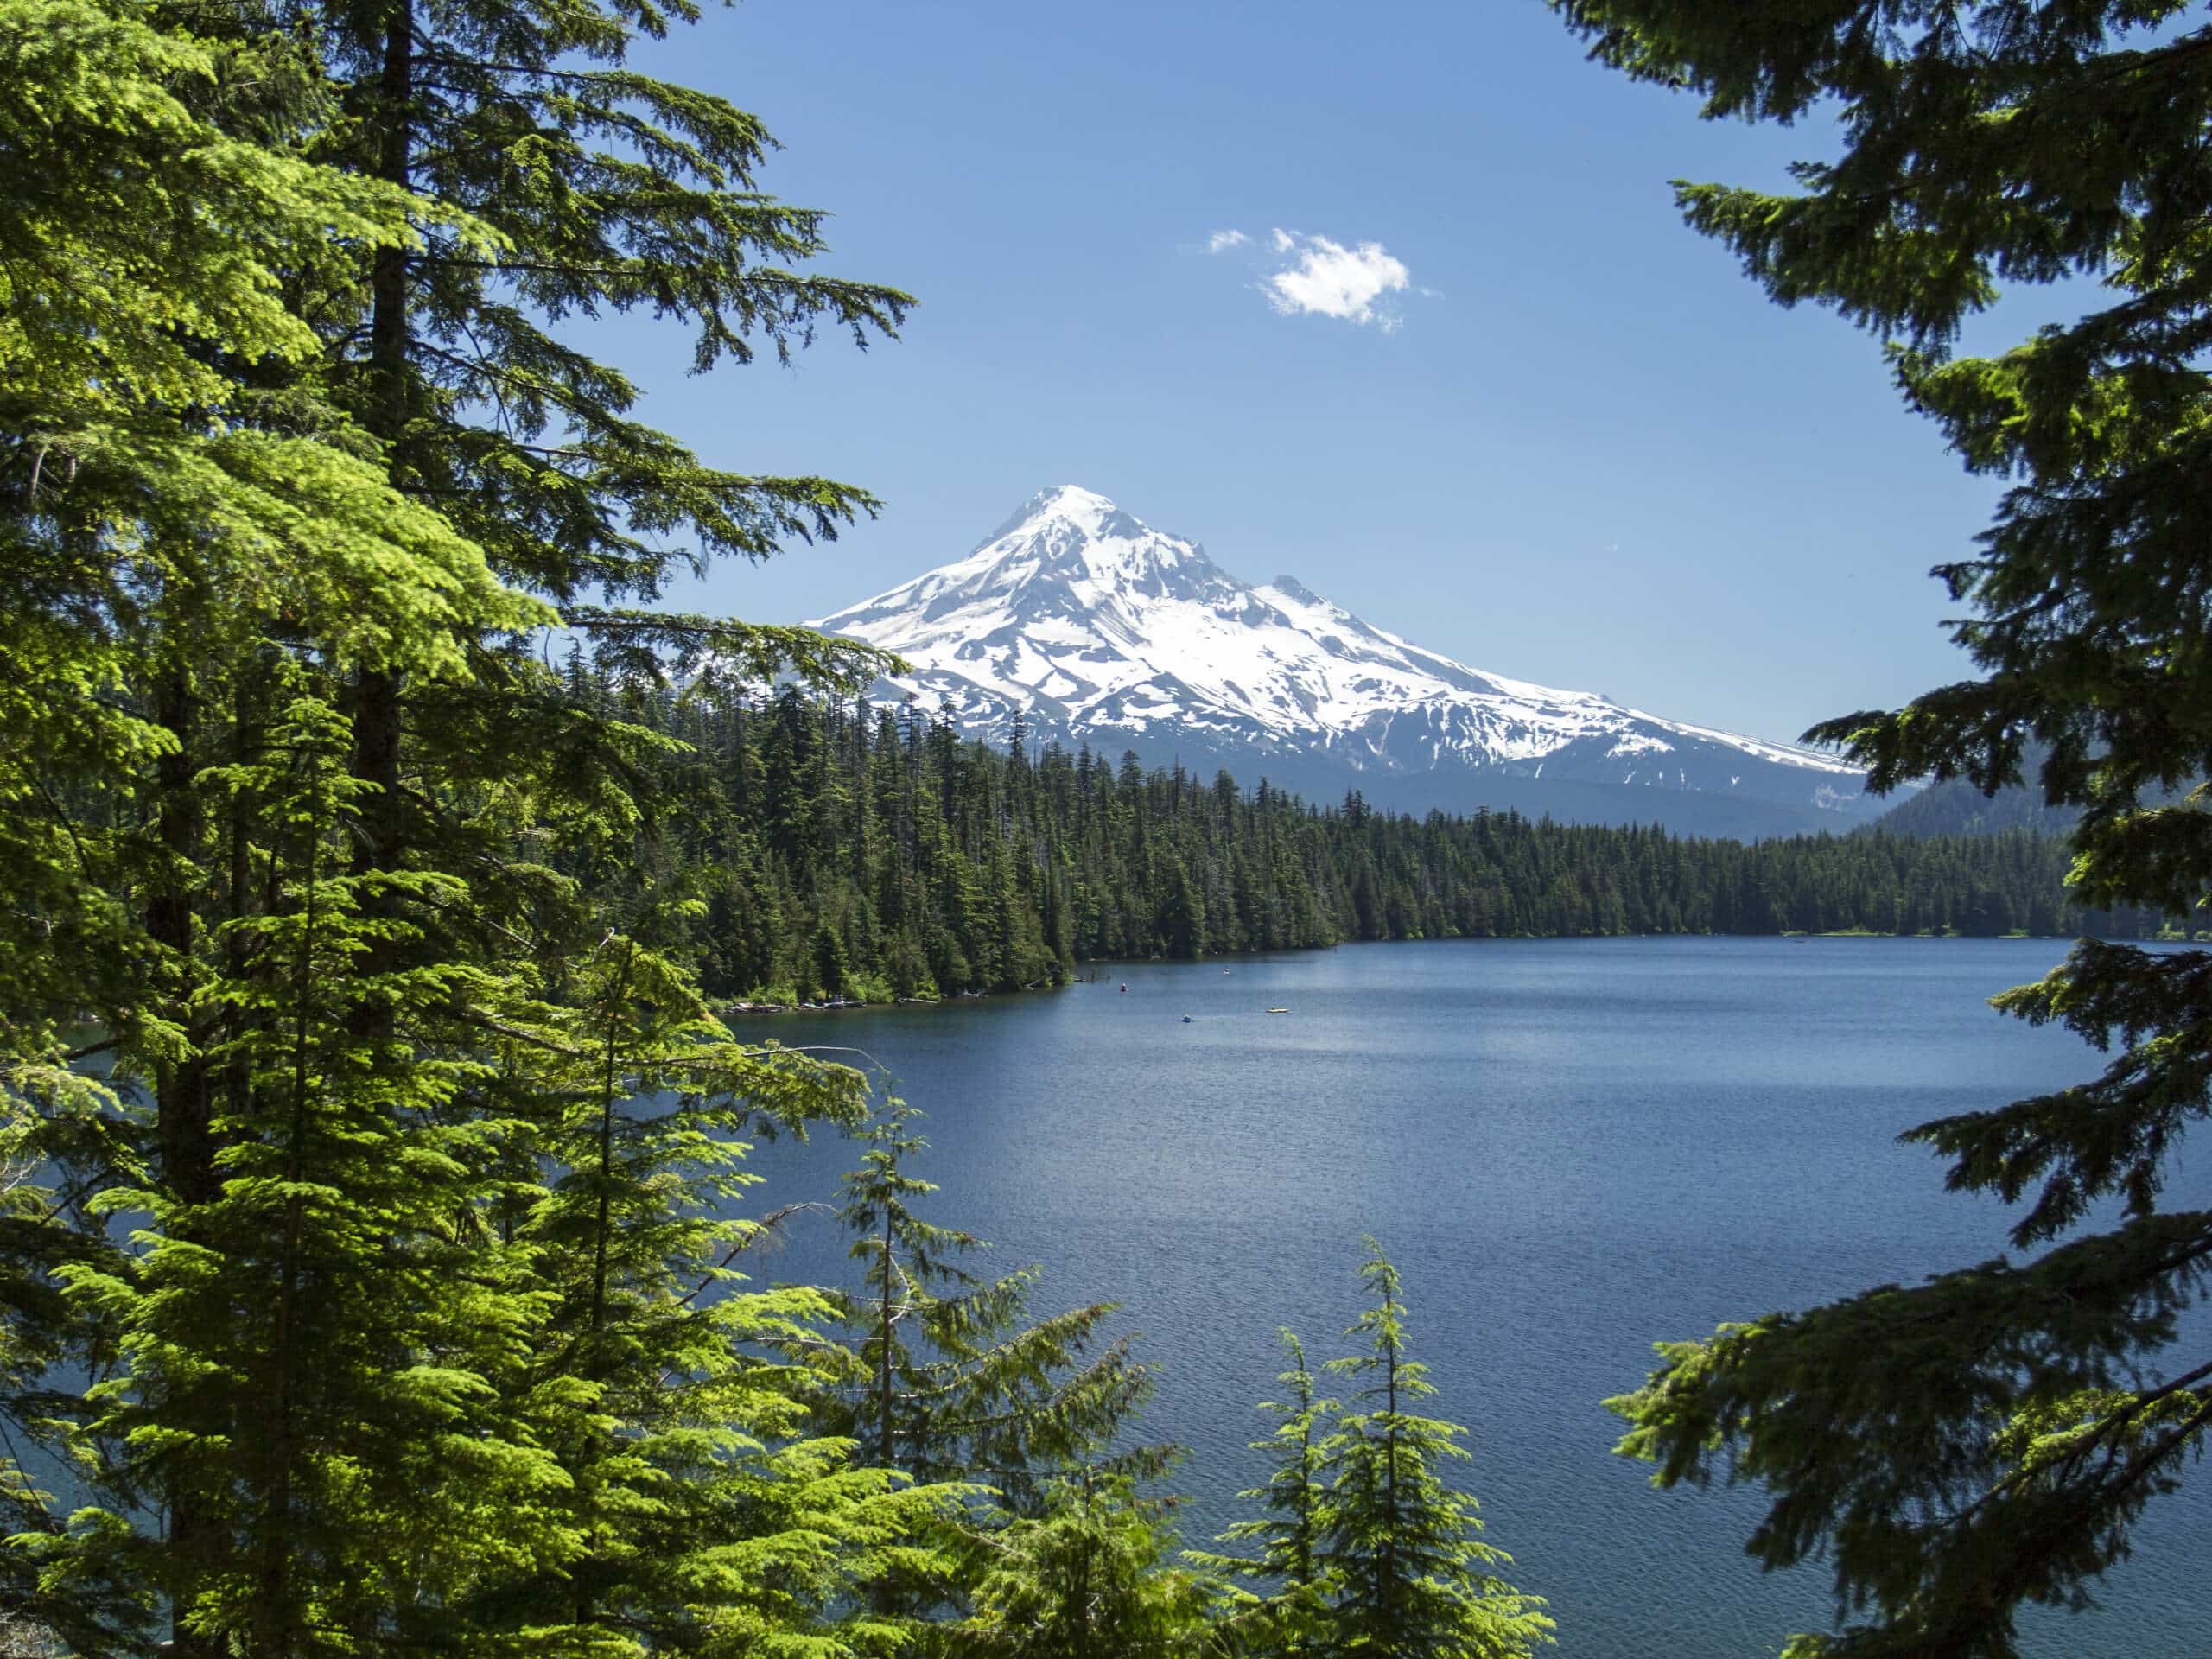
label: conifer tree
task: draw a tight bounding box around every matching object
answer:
[0,0,532,1165]
[1,15,561,1637]
[828,1103,1153,1514]
[1187,1330,1336,1651]
[950,1466,1221,1659]
[1315,1242,1552,1658]
[1551,4,2212,1652]
[58,688,569,1656]
[5,0,925,1648]
[474,938,959,1653]
[299,0,907,909]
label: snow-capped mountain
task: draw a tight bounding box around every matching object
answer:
[812,486,1880,837]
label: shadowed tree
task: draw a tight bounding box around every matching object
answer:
[1553,3,2212,1653]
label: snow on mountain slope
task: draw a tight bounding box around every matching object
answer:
[811,486,1877,836]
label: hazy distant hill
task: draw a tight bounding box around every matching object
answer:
[1866,774,2079,840]
[1854,741,2200,840]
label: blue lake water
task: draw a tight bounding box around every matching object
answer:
[738,937,2209,1657]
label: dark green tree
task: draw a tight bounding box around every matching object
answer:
[828,1103,1153,1515]
[1187,1329,1336,1651]
[1553,3,2212,1653]
[1315,1242,1552,1658]
[814,918,850,1000]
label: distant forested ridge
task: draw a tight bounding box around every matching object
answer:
[1866,778,2079,839]
[1863,743,2082,840]
[1864,747,2196,841]
[578,671,2163,1005]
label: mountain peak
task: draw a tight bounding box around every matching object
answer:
[811,489,1872,837]
[979,484,1123,547]
[1036,482,1118,518]
[960,486,1223,602]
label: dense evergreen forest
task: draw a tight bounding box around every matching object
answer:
[8,0,2205,1654]
[582,671,2163,1006]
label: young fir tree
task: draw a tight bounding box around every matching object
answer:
[1187,1330,1336,1650]
[56,689,569,1656]
[469,938,962,1654]
[950,1465,1222,1659]
[1316,1242,1552,1658]
[830,1103,1153,1511]
[1550,4,2212,1652]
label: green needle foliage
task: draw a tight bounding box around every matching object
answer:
[5,0,941,1649]
[471,940,963,1655]
[949,1465,1224,1659]
[1,0,530,1092]
[1315,1243,1551,1659]
[296,0,912,938]
[1551,3,2212,1653]
[1186,1331,1335,1652]
[58,687,568,1655]
[823,1104,1152,1548]
[310,0,917,601]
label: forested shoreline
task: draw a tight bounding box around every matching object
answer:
[579,672,2163,1007]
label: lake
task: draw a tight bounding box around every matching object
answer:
[737,937,2210,1658]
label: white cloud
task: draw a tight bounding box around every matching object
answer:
[1196,224,1421,331]
[1260,229,1412,330]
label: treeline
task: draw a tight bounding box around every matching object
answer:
[584,674,2162,1004]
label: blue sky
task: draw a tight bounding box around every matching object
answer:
[608,0,2024,749]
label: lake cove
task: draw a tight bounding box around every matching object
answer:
[737,937,2212,1659]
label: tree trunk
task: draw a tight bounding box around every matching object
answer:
[150,662,227,1659]
[353,0,416,1022]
